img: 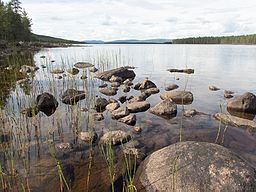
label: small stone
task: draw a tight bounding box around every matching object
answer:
[119,114,136,126]
[67,68,79,75]
[127,101,150,113]
[79,131,98,143]
[139,79,157,90]
[81,75,87,80]
[184,109,197,117]
[99,84,108,88]
[110,75,122,83]
[133,83,141,90]
[134,126,142,133]
[165,84,179,91]
[119,96,127,103]
[106,102,120,112]
[99,87,117,96]
[111,82,121,87]
[95,98,109,112]
[112,107,130,119]
[94,113,104,121]
[100,130,131,146]
[209,85,220,91]
[123,86,131,93]
[89,67,98,73]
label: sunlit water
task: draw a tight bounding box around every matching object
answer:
[1,44,256,191]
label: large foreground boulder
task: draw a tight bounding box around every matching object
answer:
[61,89,85,105]
[135,141,256,192]
[95,66,136,81]
[160,91,193,105]
[227,92,256,114]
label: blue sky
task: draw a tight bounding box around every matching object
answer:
[4,0,256,40]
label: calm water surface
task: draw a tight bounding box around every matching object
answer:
[1,44,256,191]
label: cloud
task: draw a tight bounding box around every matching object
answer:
[3,0,255,40]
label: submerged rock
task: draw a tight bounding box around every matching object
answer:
[149,99,177,119]
[227,92,256,114]
[100,130,131,146]
[95,66,136,82]
[160,91,193,105]
[135,141,256,192]
[112,107,130,119]
[167,68,194,74]
[183,109,198,117]
[74,62,94,68]
[139,79,157,90]
[118,114,136,126]
[67,68,79,75]
[214,112,256,128]
[224,90,234,99]
[127,101,150,113]
[165,84,179,91]
[95,97,109,112]
[79,131,98,143]
[61,89,85,105]
[99,87,117,96]
[36,92,58,116]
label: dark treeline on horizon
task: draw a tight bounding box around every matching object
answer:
[0,0,32,41]
[173,34,256,44]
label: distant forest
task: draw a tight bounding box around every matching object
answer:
[173,34,256,44]
[0,0,32,41]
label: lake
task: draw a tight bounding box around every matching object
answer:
[1,44,256,191]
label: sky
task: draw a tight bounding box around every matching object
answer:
[3,0,256,41]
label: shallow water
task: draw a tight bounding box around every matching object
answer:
[1,44,256,191]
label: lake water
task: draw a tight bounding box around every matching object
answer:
[1,44,256,191]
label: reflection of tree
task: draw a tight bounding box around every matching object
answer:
[0,52,35,108]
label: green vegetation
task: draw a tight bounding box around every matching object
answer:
[173,34,256,44]
[31,33,82,44]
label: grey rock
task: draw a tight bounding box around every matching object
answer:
[95,97,109,112]
[165,84,179,91]
[127,101,150,113]
[123,86,131,93]
[61,89,85,105]
[111,82,121,87]
[100,130,131,146]
[110,75,123,83]
[143,88,160,95]
[112,107,130,119]
[209,85,220,91]
[50,68,64,74]
[167,68,194,74]
[74,62,94,68]
[135,141,256,192]
[227,92,256,113]
[184,109,198,117]
[79,131,98,143]
[133,83,141,90]
[36,92,58,116]
[106,102,120,112]
[94,113,104,121]
[99,83,108,88]
[99,87,117,96]
[139,79,157,90]
[160,91,194,105]
[119,114,136,126]
[119,96,127,103]
[149,99,177,119]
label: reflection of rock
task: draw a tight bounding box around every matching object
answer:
[100,130,131,146]
[127,101,150,113]
[61,89,85,105]
[21,107,39,117]
[139,79,157,90]
[112,107,130,119]
[160,91,193,105]
[119,114,136,126]
[209,85,220,91]
[214,112,256,128]
[149,99,177,119]
[167,68,194,74]
[79,131,98,143]
[227,108,255,120]
[227,92,256,114]
[99,87,117,96]
[165,84,179,91]
[95,97,109,112]
[74,62,94,68]
[67,68,79,75]
[36,92,58,116]
[135,141,256,192]
[95,66,136,82]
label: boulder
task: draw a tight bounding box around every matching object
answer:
[36,92,58,116]
[67,68,79,75]
[111,107,130,119]
[79,131,98,143]
[160,91,193,105]
[143,88,160,95]
[165,84,179,91]
[99,87,117,96]
[227,92,256,113]
[61,89,85,105]
[95,66,136,82]
[74,62,94,68]
[135,141,256,192]
[139,79,157,90]
[214,112,256,128]
[95,97,109,112]
[149,99,177,119]
[100,130,131,146]
[127,101,150,113]
[106,102,120,112]
[118,114,136,126]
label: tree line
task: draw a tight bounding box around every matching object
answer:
[173,34,256,44]
[0,0,32,41]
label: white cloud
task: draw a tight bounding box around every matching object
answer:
[3,0,256,40]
